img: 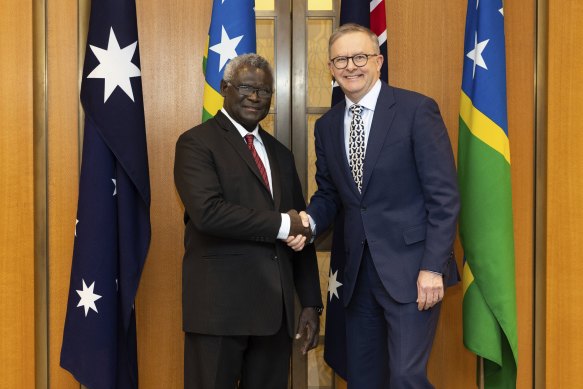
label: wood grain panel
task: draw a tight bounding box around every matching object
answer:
[0,1,35,388]
[47,0,84,389]
[546,1,583,387]
[46,0,82,386]
[135,1,213,387]
[388,1,534,388]
[505,1,535,388]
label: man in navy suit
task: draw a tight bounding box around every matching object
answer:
[296,24,460,388]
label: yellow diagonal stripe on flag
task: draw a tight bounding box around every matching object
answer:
[460,91,511,164]
[203,81,224,117]
[462,261,475,296]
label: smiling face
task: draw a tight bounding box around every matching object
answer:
[220,64,273,131]
[328,31,383,103]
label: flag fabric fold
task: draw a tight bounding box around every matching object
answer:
[60,0,151,387]
[202,0,256,122]
[458,1,518,388]
[325,0,388,379]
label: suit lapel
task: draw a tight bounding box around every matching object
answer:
[361,84,396,195]
[215,112,274,202]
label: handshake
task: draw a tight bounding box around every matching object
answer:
[285,210,312,252]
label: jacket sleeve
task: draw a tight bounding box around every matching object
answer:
[306,118,343,236]
[412,97,460,273]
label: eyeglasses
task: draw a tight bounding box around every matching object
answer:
[228,83,272,99]
[329,53,379,69]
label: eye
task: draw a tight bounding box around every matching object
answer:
[238,85,254,94]
[257,89,271,98]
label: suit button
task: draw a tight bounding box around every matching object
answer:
[361,240,365,245]
[274,255,278,260]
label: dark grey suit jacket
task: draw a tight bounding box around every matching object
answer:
[174,111,322,337]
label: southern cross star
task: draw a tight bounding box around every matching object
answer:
[76,279,103,317]
[87,27,141,103]
[328,269,343,301]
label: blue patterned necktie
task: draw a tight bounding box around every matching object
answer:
[348,104,365,192]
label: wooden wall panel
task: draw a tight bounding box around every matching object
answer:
[46,0,82,386]
[388,1,534,388]
[505,1,536,388]
[546,1,583,387]
[0,1,35,388]
[135,1,213,387]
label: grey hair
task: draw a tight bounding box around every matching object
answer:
[328,23,380,57]
[223,53,274,85]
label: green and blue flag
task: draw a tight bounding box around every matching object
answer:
[458,1,518,388]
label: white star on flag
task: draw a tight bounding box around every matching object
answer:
[75,219,79,237]
[76,279,103,317]
[500,7,504,16]
[112,178,117,196]
[209,26,244,71]
[328,269,343,301]
[87,27,141,103]
[466,32,489,78]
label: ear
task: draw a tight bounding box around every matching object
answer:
[220,80,228,97]
[375,54,384,72]
[328,61,335,76]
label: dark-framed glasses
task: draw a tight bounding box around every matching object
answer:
[330,53,379,69]
[228,83,272,99]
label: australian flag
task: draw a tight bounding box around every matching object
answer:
[60,0,150,388]
[325,0,388,380]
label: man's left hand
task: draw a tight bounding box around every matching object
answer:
[295,307,320,355]
[416,270,444,311]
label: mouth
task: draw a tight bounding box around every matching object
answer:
[242,106,263,113]
[344,74,363,80]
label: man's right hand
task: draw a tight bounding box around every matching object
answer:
[286,210,312,251]
[287,210,312,241]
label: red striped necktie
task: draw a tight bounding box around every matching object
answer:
[244,134,271,192]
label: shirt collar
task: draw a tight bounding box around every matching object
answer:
[221,108,263,144]
[345,79,382,113]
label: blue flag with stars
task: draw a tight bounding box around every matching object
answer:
[60,0,151,387]
[202,0,256,121]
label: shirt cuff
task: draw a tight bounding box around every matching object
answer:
[307,215,316,235]
[422,270,443,276]
[307,215,316,243]
[277,213,291,240]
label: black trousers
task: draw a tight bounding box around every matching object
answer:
[184,320,291,389]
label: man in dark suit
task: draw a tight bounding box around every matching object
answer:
[298,24,460,388]
[174,53,322,389]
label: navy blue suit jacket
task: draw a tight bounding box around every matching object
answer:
[308,82,460,305]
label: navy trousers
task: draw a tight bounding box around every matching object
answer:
[345,246,441,389]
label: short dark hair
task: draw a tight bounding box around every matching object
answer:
[328,23,380,57]
[223,53,274,87]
